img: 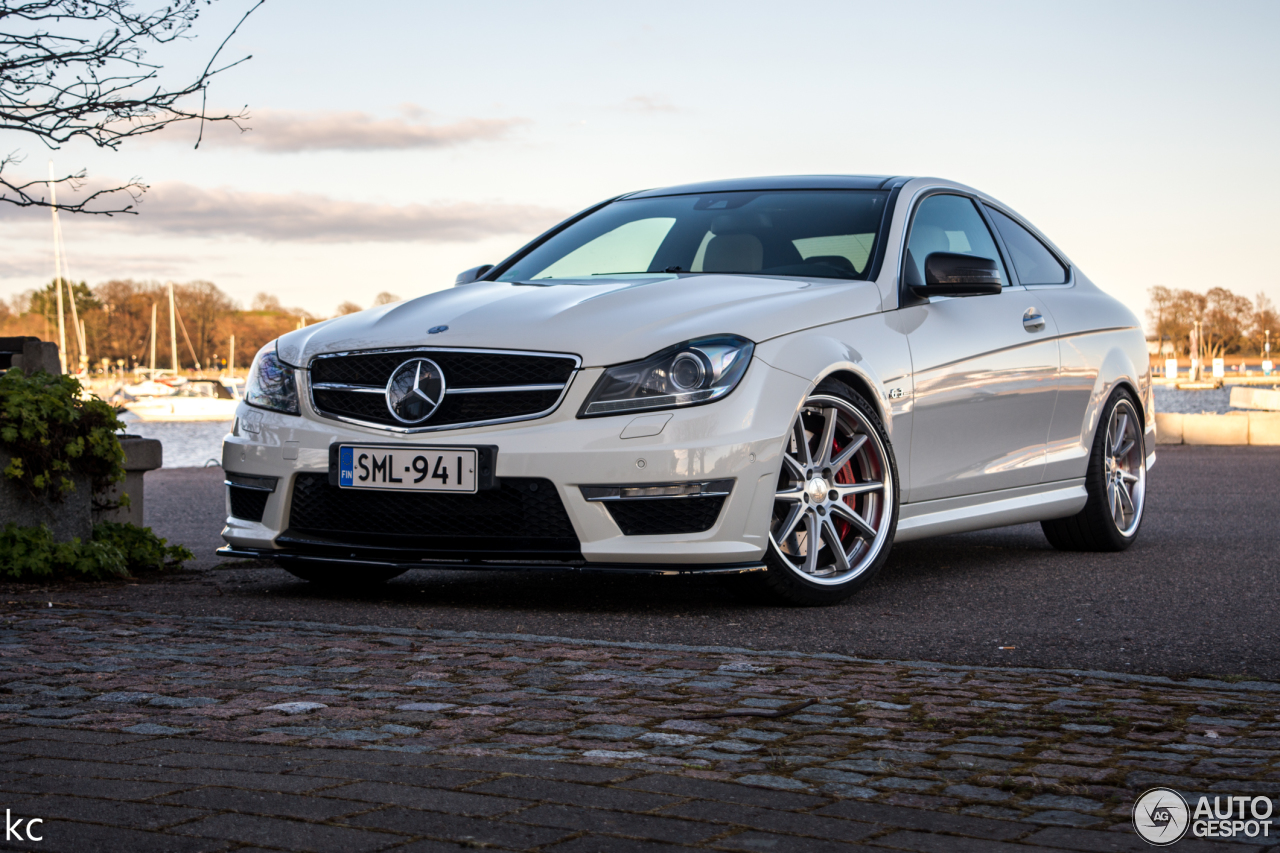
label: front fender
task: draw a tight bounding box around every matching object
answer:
[752,312,914,491]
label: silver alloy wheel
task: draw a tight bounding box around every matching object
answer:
[1104,398,1146,537]
[769,394,894,585]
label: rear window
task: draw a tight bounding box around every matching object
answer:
[986,206,1068,285]
[497,190,890,282]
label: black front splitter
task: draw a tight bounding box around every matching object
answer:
[214,545,767,576]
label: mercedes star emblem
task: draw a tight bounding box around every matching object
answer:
[385,357,446,424]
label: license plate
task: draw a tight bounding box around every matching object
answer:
[337,445,477,493]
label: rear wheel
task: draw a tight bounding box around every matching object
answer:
[1041,389,1146,551]
[753,379,899,606]
[281,563,407,585]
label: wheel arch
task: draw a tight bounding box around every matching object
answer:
[1082,344,1145,449]
[753,333,893,431]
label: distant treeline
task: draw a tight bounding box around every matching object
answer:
[0,280,400,371]
[1147,286,1277,358]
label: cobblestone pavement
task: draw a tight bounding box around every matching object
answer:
[1,605,1277,851]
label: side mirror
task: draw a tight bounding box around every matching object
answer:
[912,252,1002,297]
[454,264,494,287]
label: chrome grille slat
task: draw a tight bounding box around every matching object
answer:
[307,347,580,433]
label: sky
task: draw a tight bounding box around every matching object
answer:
[1,0,1277,325]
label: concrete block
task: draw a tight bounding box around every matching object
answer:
[120,436,163,471]
[1231,386,1280,411]
[1154,413,1183,444]
[0,451,91,541]
[1182,413,1249,445]
[14,340,62,375]
[1248,412,1280,445]
[94,437,163,525]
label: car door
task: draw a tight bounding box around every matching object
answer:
[901,193,1060,502]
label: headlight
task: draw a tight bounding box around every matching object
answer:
[579,335,754,417]
[244,342,300,415]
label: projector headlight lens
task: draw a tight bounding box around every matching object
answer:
[244,341,300,415]
[579,335,754,417]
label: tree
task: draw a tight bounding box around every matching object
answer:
[28,278,98,322]
[1254,292,1278,356]
[372,292,401,306]
[251,292,282,312]
[0,0,263,215]
[335,301,362,316]
[1201,287,1253,358]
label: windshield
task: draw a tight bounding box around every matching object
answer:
[496,190,889,283]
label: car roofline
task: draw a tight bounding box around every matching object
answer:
[622,175,914,198]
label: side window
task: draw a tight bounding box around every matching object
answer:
[985,206,1068,285]
[905,194,1008,287]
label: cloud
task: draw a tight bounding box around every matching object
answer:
[193,107,527,153]
[622,95,678,113]
[91,182,567,244]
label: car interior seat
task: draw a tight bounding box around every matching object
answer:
[702,233,764,272]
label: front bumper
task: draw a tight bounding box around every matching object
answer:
[220,359,809,567]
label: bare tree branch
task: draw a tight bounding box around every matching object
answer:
[0,0,262,214]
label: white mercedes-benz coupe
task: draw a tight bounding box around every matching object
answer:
[219,175,1154,605]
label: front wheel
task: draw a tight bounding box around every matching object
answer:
[752,379,900,606]
[1041,389,1146,551]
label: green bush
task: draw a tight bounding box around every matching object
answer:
[0,369,125,500]
[0,521,193,581]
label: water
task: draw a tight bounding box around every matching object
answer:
[1153,385,1280,415]
[117,413,230,468]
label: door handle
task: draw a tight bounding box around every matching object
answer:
[1023,308,1045,333]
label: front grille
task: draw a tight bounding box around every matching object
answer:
[605,496,727,536]
[228,486,269,522]
[312,351,576,388]
[309,348,579,431]
[286,473,579,556]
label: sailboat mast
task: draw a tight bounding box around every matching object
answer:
[168,282,179,376]
[150,303,157,377]
[48,163,67,373]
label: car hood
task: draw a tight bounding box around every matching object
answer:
[278,274,885,368]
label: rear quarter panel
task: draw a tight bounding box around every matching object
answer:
[1036,275,1153,482]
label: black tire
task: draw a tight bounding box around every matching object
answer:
[1041,388,1146,552]
[750,378,900,606]
[280,563,407,585]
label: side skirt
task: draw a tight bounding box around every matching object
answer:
[895,479,1087,542]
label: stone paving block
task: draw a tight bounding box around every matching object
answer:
[157,787,372,821]
[372,840,485,853]
[349,806,575,847]
[3,793,209,830]
[511,802,720,844]
[816,801,1028,841]
[659,799,878,842]
[475,774,681,812]
[543,835,697,853]
[0,772,191,801]
[716,830,873,852]
[156,765,343,793]
[326,780,530,816]
[1023,826,1272,852]
[619,773,828,809]
[866,829,1058,852]
[0,739,167,762]
[6,756,194,783]
[6,819,233,853]
[290,761,489,788]
[446,754,638,783]
[126,750,319,772]
[174,812,398,853]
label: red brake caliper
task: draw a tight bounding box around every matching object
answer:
[831,435,854,541]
